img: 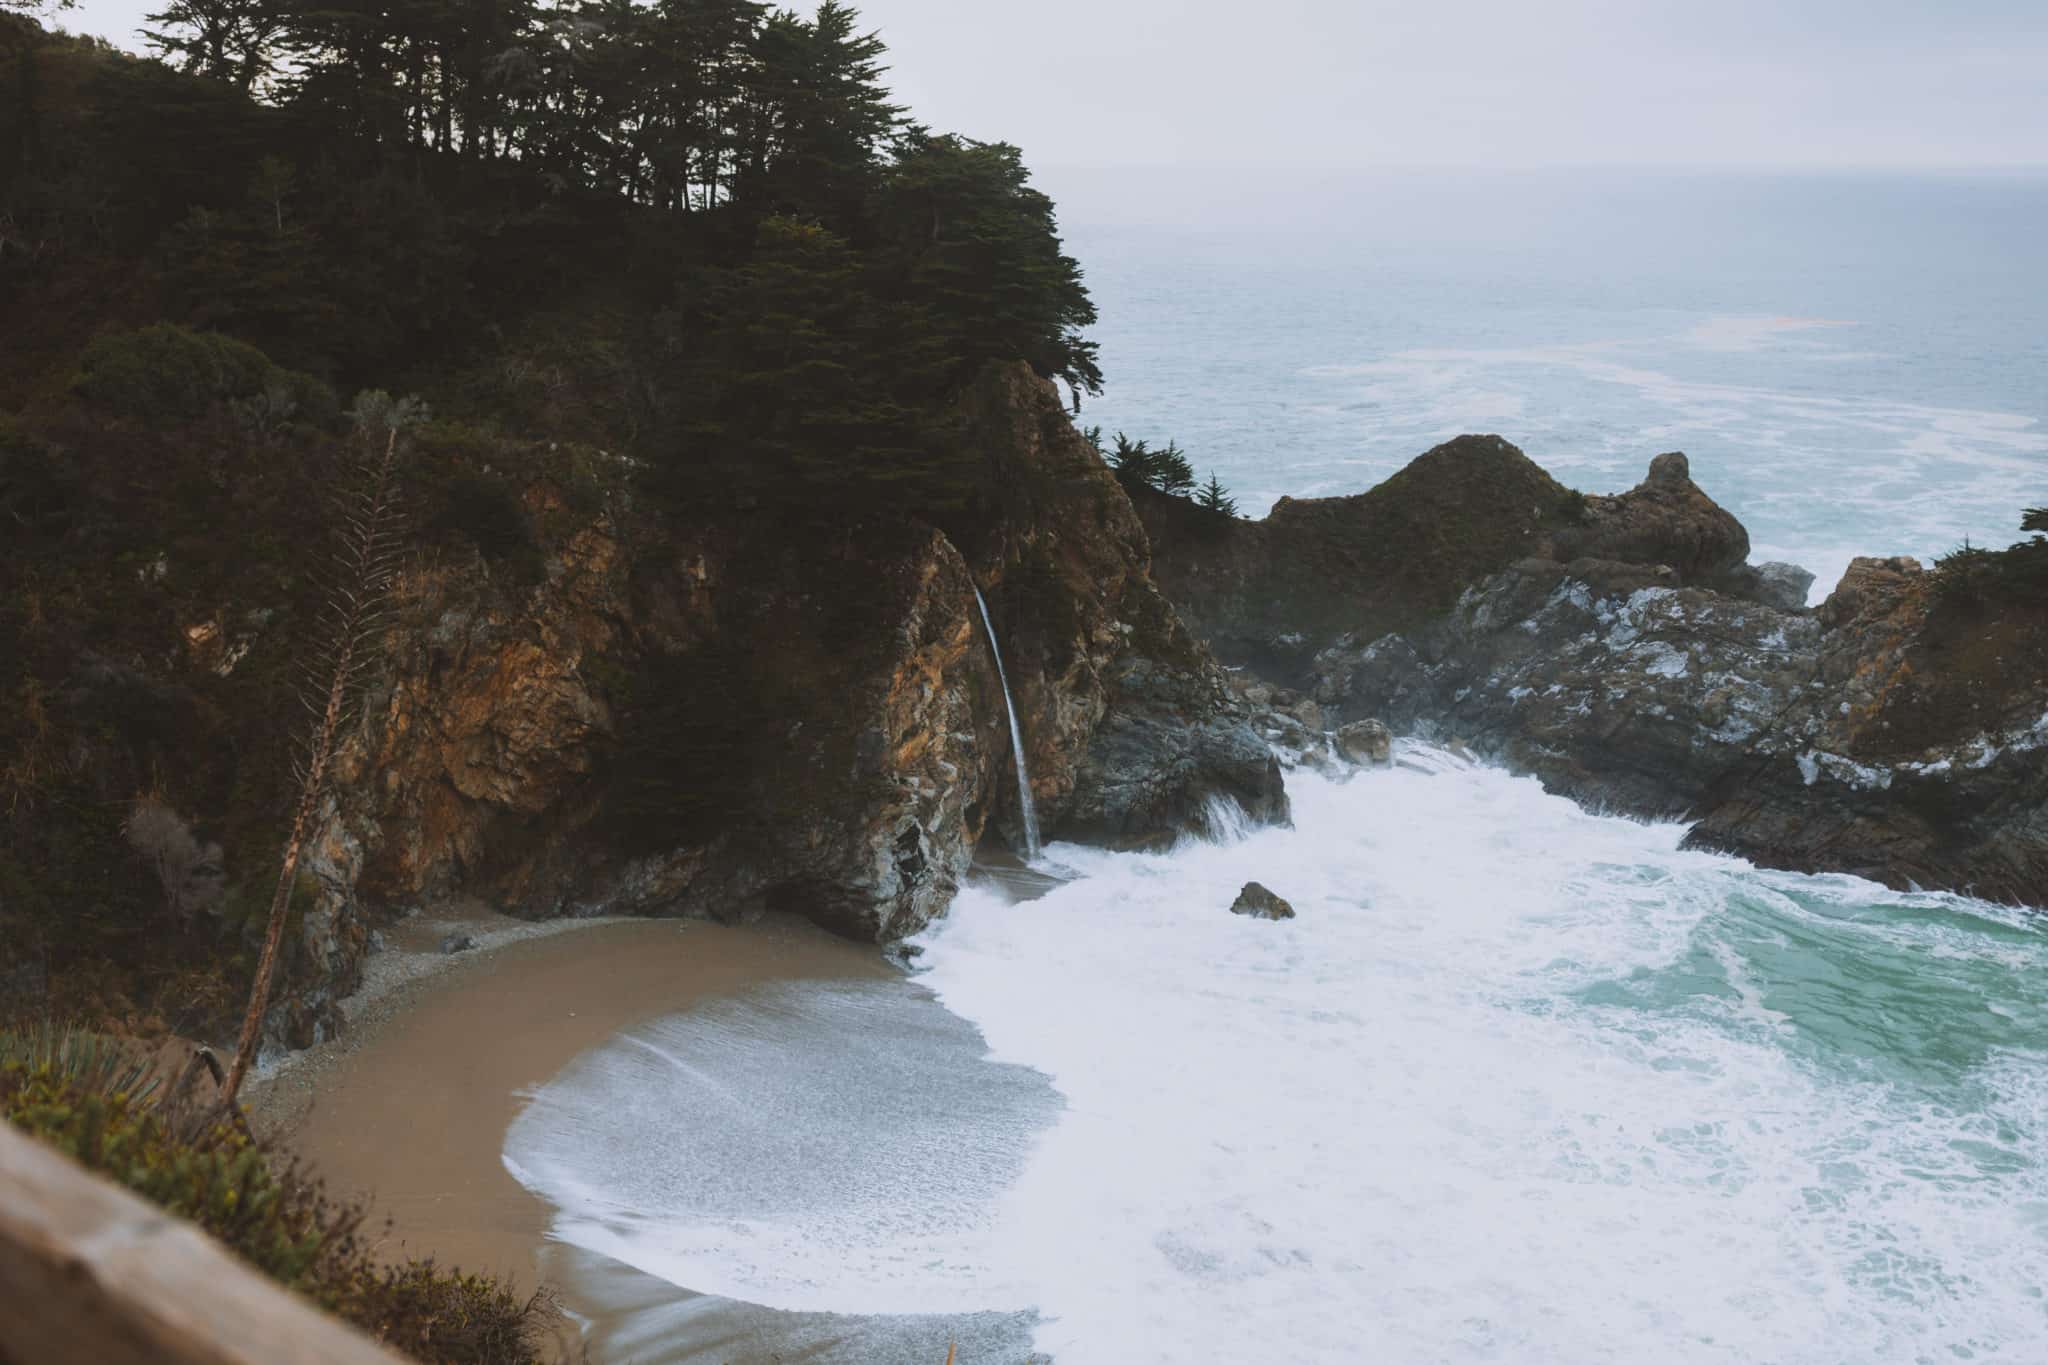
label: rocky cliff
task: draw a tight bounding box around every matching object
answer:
[278,364,1285,1045]
[1133,439,1772,688]
[1152,439,2047,908]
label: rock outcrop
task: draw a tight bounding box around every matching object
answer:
[951,366,1288,850]
[1335,720,1393,767]
[1230,882,1296,921]
[268,363,1286,1046]
[1133,436,1755,687]
[1307,527,2048,904]
[1132,432,2043,906]
[1548,451,1749,585]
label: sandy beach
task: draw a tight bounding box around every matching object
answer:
[247,890,1052,1364]
[250,910,898,1291]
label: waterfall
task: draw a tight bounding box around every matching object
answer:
[973,587,1042,861]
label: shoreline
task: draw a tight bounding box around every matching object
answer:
[247,909,902,1342]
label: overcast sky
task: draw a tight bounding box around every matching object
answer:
[55,0,2048,170]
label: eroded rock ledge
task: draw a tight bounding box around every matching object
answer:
[1143,439,2047,908]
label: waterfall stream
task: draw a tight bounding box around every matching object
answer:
[973,587,1041,860]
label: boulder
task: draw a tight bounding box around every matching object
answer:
[1230,882,1296,921]
[1818,555,1924,629]
[1550,452,1750,584]
[1717,560,1817,610]
[1336,719,1393,766]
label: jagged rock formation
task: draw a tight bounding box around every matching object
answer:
[1133,436,1795,689]
[1686,558,2048,900]
[1241,448,2048,906]
[275,364,1285,1044]
[1134,434,2043,907]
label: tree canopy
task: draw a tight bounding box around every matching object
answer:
[1,3,1101,521]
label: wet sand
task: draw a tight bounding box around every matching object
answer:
[251,911,897,1287]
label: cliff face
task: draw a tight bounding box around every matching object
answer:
[277,363,1284,1045]
[953,366,1289,849]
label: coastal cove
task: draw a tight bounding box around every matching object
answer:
[259,757,2048,1364]
[3,8,2045,1361]
[250,909,1056,1363]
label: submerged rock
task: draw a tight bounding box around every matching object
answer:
[1230,882,1296,921]
[439,933,477,955]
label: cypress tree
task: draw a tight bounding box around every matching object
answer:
[1197,472,1238,516]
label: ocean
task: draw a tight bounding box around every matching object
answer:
[505,170,2048,1363]
[1051,167,2048,599]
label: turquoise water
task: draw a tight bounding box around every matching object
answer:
[1054,168,2048,596]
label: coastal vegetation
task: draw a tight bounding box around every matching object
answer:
[1087,424,1241,518]
[0,1024,554,1360]
[1932,506,2048,609]
[0,0,1098,1031]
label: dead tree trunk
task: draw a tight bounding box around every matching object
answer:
[221,413,409,1108]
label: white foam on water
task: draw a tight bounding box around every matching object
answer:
[1295,328,2046,579]
[502,980,1062,1315]
[504,753,2048,1363]
[1683,316,1861,353]
[909,756,2048,1364]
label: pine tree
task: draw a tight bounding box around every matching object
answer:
[1153,440,1195,497]
[876,134,1102,402]
[143,0,284,91]
[745,1,901,228]
[1197,471,1238,516]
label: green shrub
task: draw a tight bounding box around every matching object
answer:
[72,324,336,427]
[1,1049,555,1363]
[427,471,543,583]
[0,414,80,534]
[1932,517,2048,611]
[0,1022,161,1100]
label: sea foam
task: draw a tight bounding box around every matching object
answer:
[507,751,2048,1362]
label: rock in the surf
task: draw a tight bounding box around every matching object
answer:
[1336,719,1393,766]
[1230,882,1296,920]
